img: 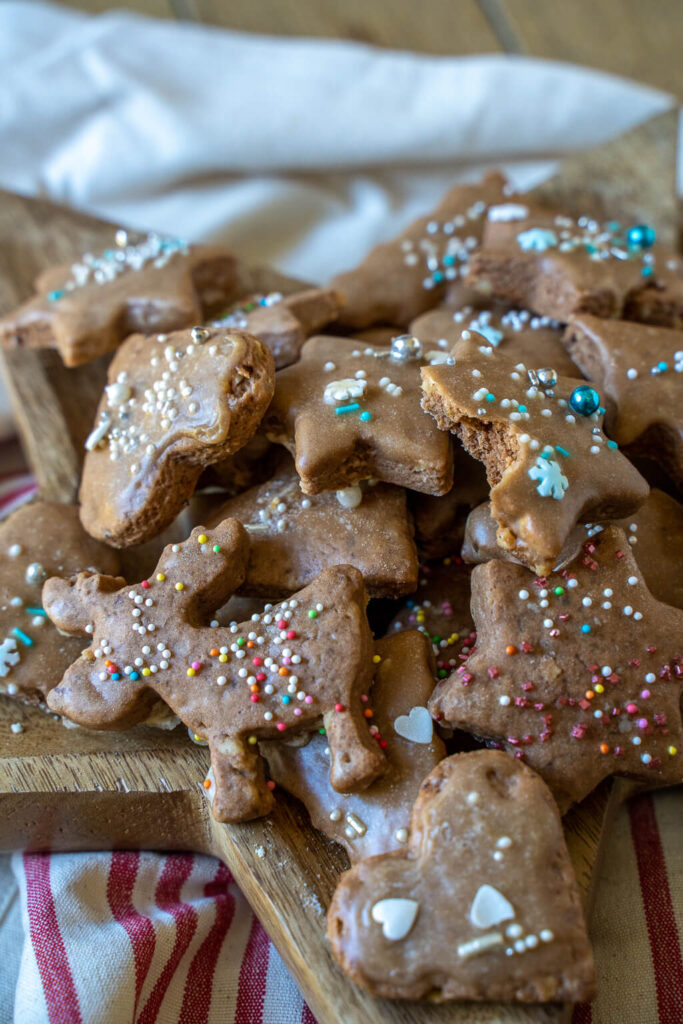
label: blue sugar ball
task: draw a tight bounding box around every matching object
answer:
[569,385,600,417]
[627,224,656,249]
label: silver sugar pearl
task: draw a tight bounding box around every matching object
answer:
[191,326,210,344]
[114,229,128,247]
[528,367,557,390]
[390,334,423,362]
[25,562,47,585]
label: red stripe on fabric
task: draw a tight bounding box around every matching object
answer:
[137,854,198,1024]
[106,851,157,1015]
[629,793,683,1024]
[23,853,83,1024]
[301,1002,317,1024]
[0,481,38,513]
[234,916,270,1024]
[571,1001,592,1024]
[178,861,235,1024]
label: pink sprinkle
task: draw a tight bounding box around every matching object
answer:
[276,722,287,732]
[256,672,266,682]
[304,695,313,704]
[286,630,297,640]
[293,708,302,717]
[626,703,638,714]
[191,661,201,671]
[252,656,263,667]
[360,694,368,702]
[282,657,291,666]
[277,619,287,629]
[250,694,259,703]
[638,718,648,729]
[641,689,651,699]
[141,580,150,590]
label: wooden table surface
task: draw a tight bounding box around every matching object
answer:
[57,0,683,99]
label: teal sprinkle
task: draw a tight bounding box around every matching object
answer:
[555,445,570,458]
[442,255,455,266]
[598,407,606,415]
[607,221,621,232]
[641,265,654,277]
[360,410,372,422]
[432,271,444,284]
[584,243,597,254]
[607,440,618,450]
[25,607,46,616]
[581,624,591,634]
[335,403,360,415]
[12,627,33,647]
[485,393,495,402]
[103,249,116,259]
[47,289,65,302]
[282,695,291,705]
[657,361,668,372]
[518,404,527,413]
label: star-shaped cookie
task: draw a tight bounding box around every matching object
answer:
[79,326,275,547]
[262,630,445,861]
[264,335,453,496]
[464,489,683,610]
[563,315,683,486]
[430,526,683,811]
[421,336,649,575]
[211,287,340,368]
[327,750,595,1002]
[206,455,418,598]
[466,204,683,326]
[0,502,120,705]
[44,520,385,822]
[0,232,247,367]
[410,302,579,379]
[330,173,508,329]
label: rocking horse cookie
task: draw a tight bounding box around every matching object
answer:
[43,520,386,822]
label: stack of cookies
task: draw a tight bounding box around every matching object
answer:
[2,171,682,1007]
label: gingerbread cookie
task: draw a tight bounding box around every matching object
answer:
[43,520,385,822]
[410,302,579,378]
[79,327,275,547]
[430,526,683,811]
[563,315,683,486]
[262,631,445,861]
[0,232,246,367]
[464,490,683,609]
[330,173,508,329]
[206,455,418,599]
[387,557,475,681]
[0,502,120,705]
[328,749,595,1002]
[462,502,585,571]
[263,335,453,496]
[211,287,340,368]
[410,442,489,559]
[421,336,649,575]
[467,207,683,326]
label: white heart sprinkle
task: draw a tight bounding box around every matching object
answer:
[371,898,419,941]
[469,885,515,929]
[393,706,433,744]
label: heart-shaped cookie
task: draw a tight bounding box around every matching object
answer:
[393,705,433,745]
[328,750,595,1003]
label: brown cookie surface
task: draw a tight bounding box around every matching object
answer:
[211,287,340,368]
[262,631,445,861]
[430,526,683,811]
[0,234,245,367]
[0,502,120,705]
[563,315,683,486]
[327,750,595,1002]
[466,206,683,326]
[421,337,649,575]
[264,334,453,496]
[207,455,418,599]
[79,327,275,547]
[411,302,579,379]
[330,173,508,329]
[464,490,683,609]
[43,520,385,822]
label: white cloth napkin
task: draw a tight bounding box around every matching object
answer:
[0,2,676,284]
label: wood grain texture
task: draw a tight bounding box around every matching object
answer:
[0,112,678,1020]
[193,0,501,54]
[497,0,683,97]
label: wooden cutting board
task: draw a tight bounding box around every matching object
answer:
[0,111,677,1024]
